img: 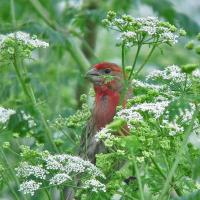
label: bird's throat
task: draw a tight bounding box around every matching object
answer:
[93,86,120,130]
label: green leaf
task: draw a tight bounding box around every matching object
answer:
[118,135,140,153]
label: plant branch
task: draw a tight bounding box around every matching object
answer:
[132,156,145,200]
[121,42,126,81]
[135,43,157,76]
[12,54,58,152]
[158,106,199,199]
[128,43,142,80]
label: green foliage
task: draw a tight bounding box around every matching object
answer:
[0,1,200,200]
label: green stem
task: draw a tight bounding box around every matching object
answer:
[128,43,142,80]
[135,43,157,76]
[121,43,126,81]
[0,148,20,187]
[150,156,182,196]
[60,189,65,200]
[12,54,58,152]
[13,55,32,100]
[132,156,145,200]
[150,156,166,179]
[44,189,51,200]
[158,107,199,199]
[10,0,16,27]
[1,172,20,200]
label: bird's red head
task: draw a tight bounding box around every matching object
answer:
[85,62,123,92]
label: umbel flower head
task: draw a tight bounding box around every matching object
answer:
[102,11,186,47]
[0,107,15,124]
[16,147,106,196]
[0,31,49,59]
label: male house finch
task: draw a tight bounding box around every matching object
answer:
[79,62,128,163]
[65,62,128,200]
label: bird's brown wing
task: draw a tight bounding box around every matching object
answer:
[78,117,106,163]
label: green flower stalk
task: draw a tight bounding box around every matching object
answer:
[0,31,58,152]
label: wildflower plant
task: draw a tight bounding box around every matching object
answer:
[16,146,106,196]
[96,66,200,198]
[92,11,200,200]
[102,11,186,80]
[0,31,49,60]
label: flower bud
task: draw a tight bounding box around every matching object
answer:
[185,40,194,50]
[181,64,198,74]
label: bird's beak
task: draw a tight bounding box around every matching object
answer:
[85,68,101,84]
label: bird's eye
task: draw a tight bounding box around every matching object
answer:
[104,68,111,74]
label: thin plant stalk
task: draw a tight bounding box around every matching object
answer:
[0,148,20,188]
[1,172,20,200]
[44,189,52,200]
[60,189,65,200]
[121,42,126,81]
[128,43,142,80]
[150,156,182,196]
[158,107,199,199]
[135,43,157,76]
[132,156,145,200]
[12,53,58,152]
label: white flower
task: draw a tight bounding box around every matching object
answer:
[0,107,15,124]
[21,111,36,128]
[147,65,186,83]
[43,155,64,170]
[0,31,49,49]
[16,162,48,179]
[84,179,106,192]
[116,109,143,128]
[167,121,184,136]
[192,69,200,78]
[131,101,169,118]
[105,13,181,47]
[42,153,106,179]
[160,29,178,44]
[50,173,71,185]
[132,79,163,91]
[19,180,41,196]
[17,151,106,196]
[95,127,112,141]
[95,127,119,147]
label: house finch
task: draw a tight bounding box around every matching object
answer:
[65,62,129,200]
[79,62,128,163]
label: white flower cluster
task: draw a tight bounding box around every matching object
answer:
[103,12,184,47]
[42,154,105,178]
[19,180,42,196]
[116,109,143,128]
[146,65,187,83]
[117,65,200,137]
[132,101,170,119]
[0,107,15,124]
[0,31,49,49]
[16,162,48,180]
[132,79,163,91]
[16,151,106,196]
[95,127,119,147]
[192,69,200,78]
[21,111,36,128]
[84,179,106,192]
[49,173,71,185]
[162,120,184,136]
